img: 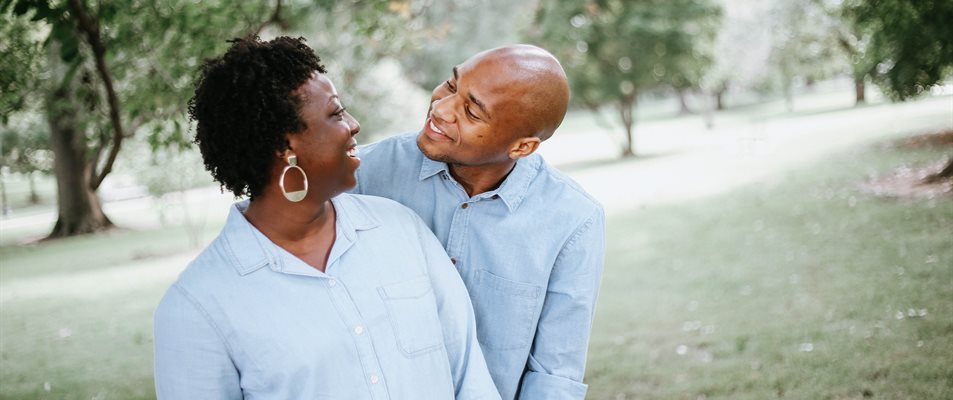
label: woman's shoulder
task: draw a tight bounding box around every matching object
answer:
[335,193,423,227]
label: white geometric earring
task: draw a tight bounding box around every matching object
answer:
[279,155,308,202]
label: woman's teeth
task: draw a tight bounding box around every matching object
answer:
[347,147,358,158]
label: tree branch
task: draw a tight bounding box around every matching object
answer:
[66,0,125,191]
[254,0,287,35]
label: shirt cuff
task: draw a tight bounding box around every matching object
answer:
[518,370,588,400]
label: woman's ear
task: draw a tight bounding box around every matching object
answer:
[276,136,295,159]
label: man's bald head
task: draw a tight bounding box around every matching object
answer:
[469,45,570,141]
[419,44,570,168]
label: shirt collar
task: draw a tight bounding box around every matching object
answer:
[418,152,541,213]
[220,195,380,276]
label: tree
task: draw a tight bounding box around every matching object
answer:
[3,0,426,239]
[1,111,51,205]
[701,0,774,111]
[1,12,48,207]
[397,0,537,92]
[842,0,953,181]
[532,0,721,157]
[842,0,953,101]
[766,0,844,111]
[2,0,291,237]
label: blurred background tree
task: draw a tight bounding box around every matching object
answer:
[766,0,844,111]
[841,0,953,180]
[398,0,536,91]
[0,110,50,207]
[0,0,417,238]
[699,1,773,112]
[1,0,287,237]
[841,0,953,101]
[531,0,722,157]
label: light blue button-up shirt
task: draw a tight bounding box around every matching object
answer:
[353,134,605,400]
[153,194,500,400]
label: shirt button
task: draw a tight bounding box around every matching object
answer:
[370,374,380,384]
[328,279,337,287]
[354,325,364,335]
[461,203,469,209]
[450,257,457,265]
[491,194,500,200]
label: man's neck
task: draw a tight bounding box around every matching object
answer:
[449,159,517,197]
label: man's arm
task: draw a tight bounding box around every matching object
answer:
[154,285,242,400]
[413,211,502,400]
[519,207,605,400]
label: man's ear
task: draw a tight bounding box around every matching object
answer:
[508,136,541,160]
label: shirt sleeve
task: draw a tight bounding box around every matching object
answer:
[518,207,605,400]
[153,284,243,400]
[413,212,502,400]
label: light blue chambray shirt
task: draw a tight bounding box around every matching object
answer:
[353,134,605,400]
[153,194,500,400]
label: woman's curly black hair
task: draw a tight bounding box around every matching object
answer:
[189,36,325,199]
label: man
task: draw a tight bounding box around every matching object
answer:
[353,45,604,400]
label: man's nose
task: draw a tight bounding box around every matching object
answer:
[431,95,456,123]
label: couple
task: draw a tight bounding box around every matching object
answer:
[153,36,605,400]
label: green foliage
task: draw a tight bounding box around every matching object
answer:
[0,9,45,123]
[397,0,536,91]
[534,0,720,104]
[0,107,50,176]
[843,0,953,100]
[766,1,844,95]
[532,0,721,155]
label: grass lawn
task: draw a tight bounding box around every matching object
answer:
[586,138,953,399]
[0,131,950,399]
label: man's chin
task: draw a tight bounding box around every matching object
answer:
[416,134,455,164]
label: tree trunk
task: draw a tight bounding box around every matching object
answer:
[28,172,40,204]
[677,89,692,115]
[783,80,794,112]
[45,50,112,239]
[714,89,725,111]
[0,174,8,216]
[854,77,866,105]
[619,97,636,157]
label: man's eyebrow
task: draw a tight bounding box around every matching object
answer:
[454,66,490,119]
[468,92,489,119]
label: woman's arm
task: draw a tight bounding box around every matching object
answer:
[154,284,243,400]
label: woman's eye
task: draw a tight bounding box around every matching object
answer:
[333,107,347,119]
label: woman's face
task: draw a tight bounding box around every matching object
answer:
[285,72,361,199]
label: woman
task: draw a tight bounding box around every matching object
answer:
[153,36,499,400]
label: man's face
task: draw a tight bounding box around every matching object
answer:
[417,53,533,167]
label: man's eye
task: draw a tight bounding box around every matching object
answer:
[465,104,479,120]
[446,80,456,93]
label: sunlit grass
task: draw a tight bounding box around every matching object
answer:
[586,139,953,399]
